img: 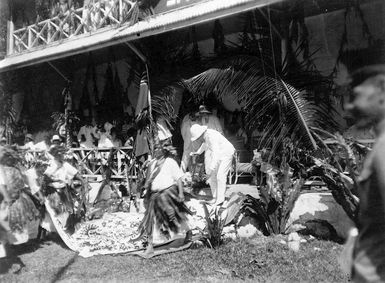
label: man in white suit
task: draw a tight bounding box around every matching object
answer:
[190,124,234,206]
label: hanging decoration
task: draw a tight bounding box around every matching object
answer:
[212,20,227,55]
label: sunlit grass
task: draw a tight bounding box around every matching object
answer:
[0,234,348,282]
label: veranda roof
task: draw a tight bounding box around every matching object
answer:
[0,0,283,72]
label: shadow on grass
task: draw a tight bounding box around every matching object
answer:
[0,239,42,275]
[50,253,78,283]
[0,232,72,276]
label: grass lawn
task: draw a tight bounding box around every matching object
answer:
[0,234,349,283]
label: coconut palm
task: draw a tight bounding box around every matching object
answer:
[181,52,338,155]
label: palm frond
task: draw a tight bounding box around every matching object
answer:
[183,55,331,151]
[0,82,16,137]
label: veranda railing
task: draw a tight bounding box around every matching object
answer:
[8,0,140,55]
[24,146,138,182]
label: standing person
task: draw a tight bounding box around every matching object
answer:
[345,65,385,282]
[43,146,86,233]
[190,124,235,206]
[180,112,199,172]
[136,140,192,257]
[197,105,223,134]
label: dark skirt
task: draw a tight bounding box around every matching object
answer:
[138,185,192,239]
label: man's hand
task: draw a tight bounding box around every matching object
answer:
[178,193,185,203]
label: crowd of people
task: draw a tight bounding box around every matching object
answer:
[6,114,136,153]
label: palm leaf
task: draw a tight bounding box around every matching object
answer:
[0,82,16,137]
[183,55,328,151]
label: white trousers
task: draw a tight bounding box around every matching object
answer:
[208,154,233,203]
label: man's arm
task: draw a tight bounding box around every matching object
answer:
[177,178,184,202]
[206,132,220,175]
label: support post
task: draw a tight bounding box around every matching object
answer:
[28,27,33,49]
[7,20,14,55]
[119,0,123,23]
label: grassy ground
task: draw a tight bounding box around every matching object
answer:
[0,234,349,283]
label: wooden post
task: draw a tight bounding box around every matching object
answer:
[119,0,123,23]
[47,21,52,43]
[7,20,14,55]
[28,27,33,49]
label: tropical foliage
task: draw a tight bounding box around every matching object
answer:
[0,82,16,140]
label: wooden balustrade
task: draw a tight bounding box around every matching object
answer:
[24,146,138,182]
[9,0,139,55]
[69,146,137,181]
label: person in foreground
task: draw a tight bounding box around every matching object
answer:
[190,124,235,206]
[345,64,385,282]
[137,140,192,256]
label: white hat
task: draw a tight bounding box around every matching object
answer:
[190,124,207,142]
[51,135,61,142]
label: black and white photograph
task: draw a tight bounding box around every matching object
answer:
[0,0,384,282]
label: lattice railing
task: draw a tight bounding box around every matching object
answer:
[69,146,137,180]
[24,146,138,181]
[9,0,140,55]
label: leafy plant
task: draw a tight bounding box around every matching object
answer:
[306,129,361,224]
[201,203,225,248]
[0,82,16,139]
[241,162,304,235]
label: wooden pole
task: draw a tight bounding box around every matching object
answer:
[7,20,14,55]
[28,27,32,49]
[119,0,123,23]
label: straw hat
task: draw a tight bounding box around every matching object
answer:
[51,135,61,142]
[25,134,34,141]
[198,105,211,115]
[190,124,207,141]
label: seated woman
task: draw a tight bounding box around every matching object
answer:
[136,140,192,256]
[42,145,87,234]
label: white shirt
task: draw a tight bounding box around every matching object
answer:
[150,158,184,192]
[44,162,78,186]
[77,125,98,148]
[34,141,48,151]
[98,133,113,148]
[25,141,35,150]
[197,129,235,173]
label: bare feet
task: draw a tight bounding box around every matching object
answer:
[183,230,193,245]
[143,244,154,258]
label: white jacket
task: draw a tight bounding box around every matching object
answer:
[196,129,235,173]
